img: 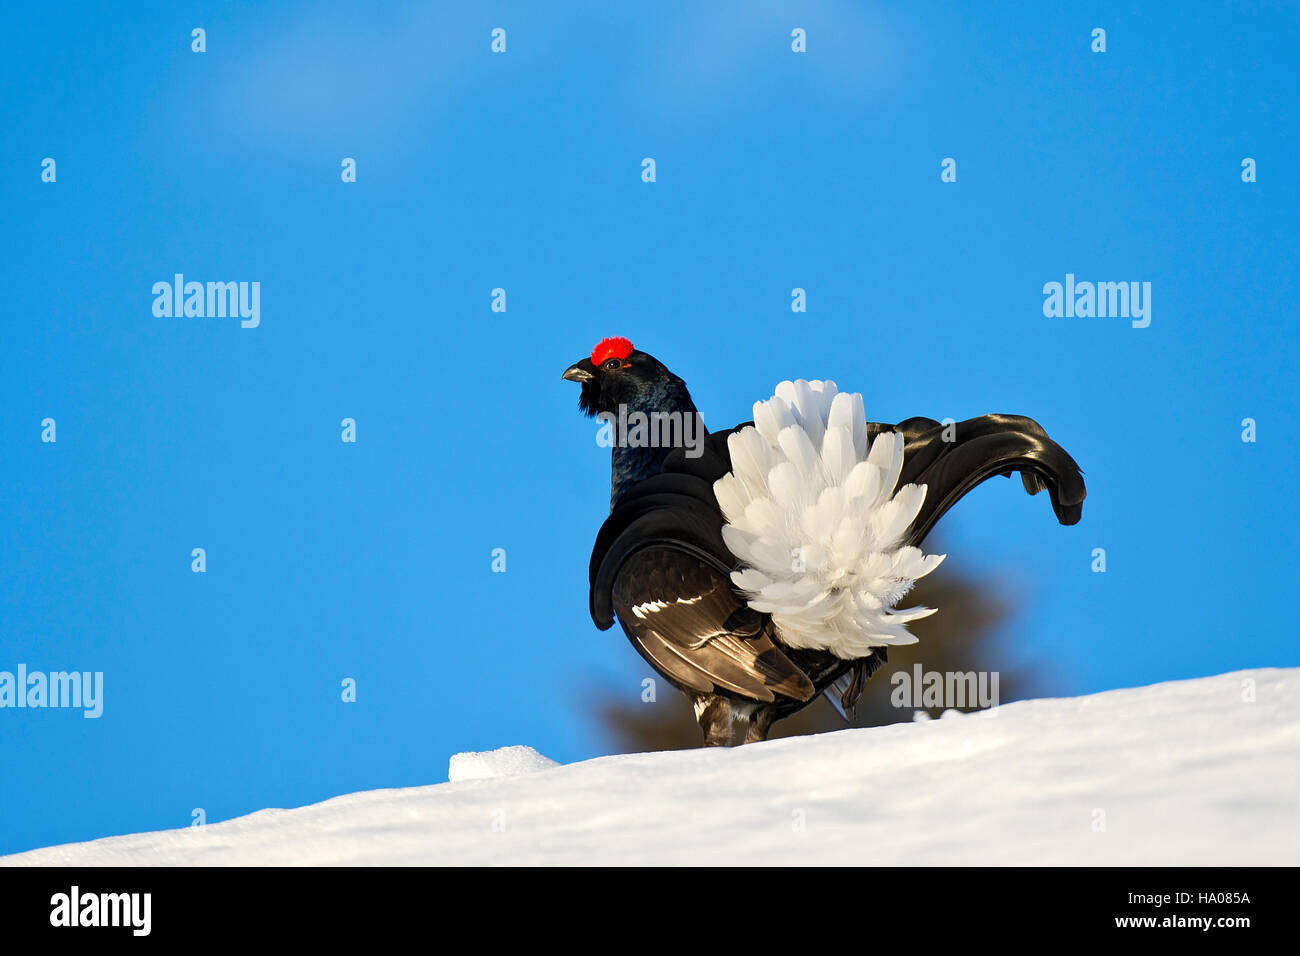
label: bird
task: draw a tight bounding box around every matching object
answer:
[563,336,1086,746]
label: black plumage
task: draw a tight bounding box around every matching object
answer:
[566,340,1085,746]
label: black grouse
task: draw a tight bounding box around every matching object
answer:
[564,336,1085,746]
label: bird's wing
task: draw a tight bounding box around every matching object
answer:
[612,547,815,704]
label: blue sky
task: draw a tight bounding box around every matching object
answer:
[1,0,1296,856]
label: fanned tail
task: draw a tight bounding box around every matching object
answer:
[715,380,947,661]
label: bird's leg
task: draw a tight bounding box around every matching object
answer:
[696,697,736,746]
[743,706,777,744]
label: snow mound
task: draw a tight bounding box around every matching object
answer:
[448,745,560,782]
[2,668,1296,866]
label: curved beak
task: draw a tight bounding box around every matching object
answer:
[562,358,595,383]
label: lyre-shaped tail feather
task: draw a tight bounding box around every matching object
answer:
[872,413,1086,547]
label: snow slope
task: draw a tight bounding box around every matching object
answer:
[4,669,1297,866]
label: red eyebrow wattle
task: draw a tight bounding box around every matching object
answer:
[591,337,634,365]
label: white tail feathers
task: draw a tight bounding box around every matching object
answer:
[715,380,945,660]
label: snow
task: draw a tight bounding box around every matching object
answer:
[447,745,560,782]
[3,668,1296,866]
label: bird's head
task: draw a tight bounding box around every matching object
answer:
[562,336,684,418]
